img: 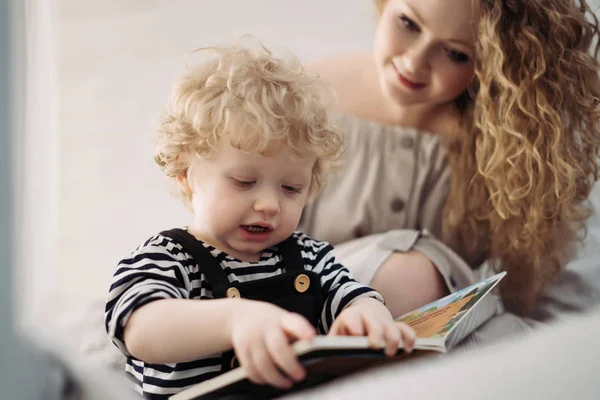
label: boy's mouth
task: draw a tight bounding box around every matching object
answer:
[241,225,273,233]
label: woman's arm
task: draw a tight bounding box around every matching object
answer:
[363,230,479,318]
[370,250,449,317]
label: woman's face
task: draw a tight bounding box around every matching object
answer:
[374,0,477,109]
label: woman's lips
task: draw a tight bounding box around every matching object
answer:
[394,67,426,90]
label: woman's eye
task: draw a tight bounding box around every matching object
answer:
[282,185,301,194]
[447,49,470,63]
[399,15,419,32]
[233,179,255,187]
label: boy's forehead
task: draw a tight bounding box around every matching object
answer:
[216,139,316,169]
[217,137,310,158]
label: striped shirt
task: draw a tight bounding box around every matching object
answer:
[104,230,383,399]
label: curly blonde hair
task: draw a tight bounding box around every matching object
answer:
[155,41,343,207]
[443,0,600,314]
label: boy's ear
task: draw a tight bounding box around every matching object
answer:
[176,169,193,195]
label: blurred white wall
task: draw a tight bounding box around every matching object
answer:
[57,1,377,313]
[15,0,59,330]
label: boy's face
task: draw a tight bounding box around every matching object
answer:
[180,139,315,262]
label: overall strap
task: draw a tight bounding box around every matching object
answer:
[159,228,230,288]
[277,234,306,272]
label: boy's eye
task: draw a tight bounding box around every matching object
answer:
[232,179,256,187]
[398,15,419,32]
[282,185,302,194]
[447,49,470,63]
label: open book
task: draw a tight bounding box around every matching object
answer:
[170,272,506,400]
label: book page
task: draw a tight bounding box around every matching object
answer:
[396,272,506,340]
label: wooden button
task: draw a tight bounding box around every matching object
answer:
[399,136,414,149]
[294,274,310,293]
[390,198,405,213]
[226,287,241,298]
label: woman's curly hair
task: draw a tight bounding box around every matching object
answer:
[155,41,343,208]
[444,0,600,314]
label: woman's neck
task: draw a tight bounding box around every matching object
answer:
[383,100,463,137]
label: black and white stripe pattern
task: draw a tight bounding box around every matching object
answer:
[105,230,383,399]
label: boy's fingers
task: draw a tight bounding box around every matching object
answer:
[383,322,401,356]
[330,312,364,337]
[281,313,316,341]
[240,347,265,385]
[250,341,292,389]
[266,328,306,382]
[328,319,341,335]
[344,312,365,336]
[361,315,384,349]
[396,322,416,353]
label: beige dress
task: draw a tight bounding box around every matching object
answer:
[299,114,600,346]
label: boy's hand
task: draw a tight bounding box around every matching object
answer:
[229,300,316,389]
[328,297,416,356]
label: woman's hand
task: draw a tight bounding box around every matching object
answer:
[328,297,416,356]
[229,300,316,389]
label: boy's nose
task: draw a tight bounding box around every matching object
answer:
[253,190,280,215]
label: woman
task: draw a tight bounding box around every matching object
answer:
[299,0,600,344]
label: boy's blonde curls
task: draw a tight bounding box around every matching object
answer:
[155,40,343,207]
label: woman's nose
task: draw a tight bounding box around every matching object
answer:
[402,43,429,75]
